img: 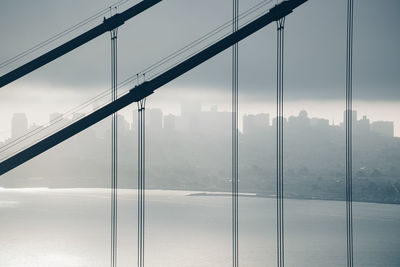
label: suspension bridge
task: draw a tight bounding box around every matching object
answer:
[0,0,356,266]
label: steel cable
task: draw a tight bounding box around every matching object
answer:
[232,2,239,267]
[345,0,354,266]
[276,16,285,267]
[110,26,118,267]
[137,95,146,267]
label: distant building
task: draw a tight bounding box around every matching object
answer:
[117,114,130,136]
[371,121,394,137]
[164,114,176,131]
[288,110,310,129]
[49,112,63,122]
[243,113,270,135]
[72,113,85,121]
[147,108,163,132]
[355,115,370,135]
[181,101,201,118]
[28,123,40,132]
[342,110,357,125]
[94,115,110,139]
[199,106,230,136]
[11,113,28,138]
[272,116,288,129]
[310,117,329,130]
[49,112,68,134]
[132,109,138,132]
[210,105,218,112]
[180,101,201,132]
[175,116,187,132]
[175,104,230,135]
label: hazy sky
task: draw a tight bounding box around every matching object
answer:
[0,0,399,139]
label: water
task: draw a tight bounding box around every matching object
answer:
[0,188,399,267]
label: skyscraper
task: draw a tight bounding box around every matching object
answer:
[147,108,163,132]
[371,121,394,137]
[243,113,270,135]
[164,114,176,131]
[11,113,28,139]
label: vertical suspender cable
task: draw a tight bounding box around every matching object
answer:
[110,25,118,267]
[276,16,285,267]
[232,0,239,267]
[137,86,146,267]
[345,0,354,266]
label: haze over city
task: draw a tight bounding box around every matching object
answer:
[2,104,399,204]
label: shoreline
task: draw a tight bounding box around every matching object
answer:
[1,187,399,205]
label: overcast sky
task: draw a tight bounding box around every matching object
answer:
[0,0,399,139]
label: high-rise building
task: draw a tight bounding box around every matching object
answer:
[288,110,310,129]
[147,108,163,132]
[355,115,370,135]
[310,117,330,131]
[343,110,357,124]
[28,123,40,133]
[199,106,230,136]
[181,101,201,118]
[49,112,62,122]
[371,121,394,137]
[72,113,85,121]
[48,112,67,132]
[164,114,176,131]
[117,114,130,136]
[243,113,270,135]
[11,113,28,139]
[272,116,288,129]
[180,101,201,132]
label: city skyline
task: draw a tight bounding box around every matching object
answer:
[2,100,399,205]
[2,104,396,145]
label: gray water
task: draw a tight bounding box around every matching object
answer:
[0,188,399,267]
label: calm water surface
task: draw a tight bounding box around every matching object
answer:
[0,188,399,267]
